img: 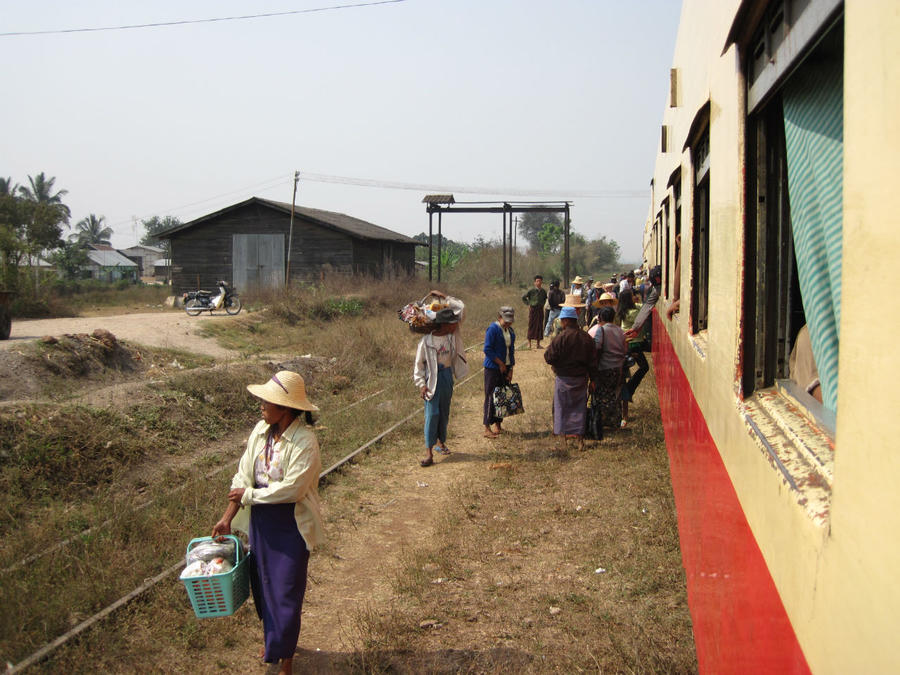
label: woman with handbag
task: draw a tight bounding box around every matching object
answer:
[482,306,516,438]
[588,306,627,429]
[212,371,323,675]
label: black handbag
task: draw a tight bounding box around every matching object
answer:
[492,382,524,418]
[584,391,604,440]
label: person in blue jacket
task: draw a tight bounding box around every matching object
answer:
[483,306,516,437]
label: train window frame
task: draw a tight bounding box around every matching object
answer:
[740,7,843,435]
[690,130,710,334]
[742,95,804,396]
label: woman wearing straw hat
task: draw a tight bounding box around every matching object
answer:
[548,293,586,337]
[212,371,323,675]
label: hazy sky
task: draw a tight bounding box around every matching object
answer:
[1,0,681,261]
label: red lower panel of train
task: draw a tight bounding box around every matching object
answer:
[652,312,810,674]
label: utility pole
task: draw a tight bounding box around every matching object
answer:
[285,171,299,286]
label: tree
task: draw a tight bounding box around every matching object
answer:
[140,215,180,260]
[140,215,181,245]
[518,210,564,251]
[70,214,113,246]
[590,235,621,271]
[48,241,89,280]
[18,172,71,226]
[16,173,70,289]
[537,222,564,256]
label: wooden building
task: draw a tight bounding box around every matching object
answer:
[158,197,418,293]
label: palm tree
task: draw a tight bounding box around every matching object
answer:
[0,177,18,196]
[18,172,71,224]
[71,214,113,246]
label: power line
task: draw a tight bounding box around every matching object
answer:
[0,0,407,38]
[299,171,647,199]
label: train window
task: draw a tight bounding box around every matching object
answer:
[691,131,710,333]
[742,19,843,414]
[662,197,670,298]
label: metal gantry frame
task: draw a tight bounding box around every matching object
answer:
[422,196,572,286]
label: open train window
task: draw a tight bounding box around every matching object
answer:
[691,131,710,333]
[741,16,843,416]
[743,97,804,394]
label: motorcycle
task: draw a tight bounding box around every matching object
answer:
[183,281,242,316]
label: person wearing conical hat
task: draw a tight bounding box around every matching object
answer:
[570,275,585,298]
[213,371,323,675]
[549,293,586,338]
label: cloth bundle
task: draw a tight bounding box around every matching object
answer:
[398,294,465,333]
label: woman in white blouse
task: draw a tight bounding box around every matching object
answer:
[212,371,323,675]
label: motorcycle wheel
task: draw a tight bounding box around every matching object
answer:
[224,296,242,315]
[184,299,204,316]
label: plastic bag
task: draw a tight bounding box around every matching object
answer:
[185,538,236,567]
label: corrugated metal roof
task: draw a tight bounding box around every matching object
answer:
[156,197,419,245]
[422,194,455,204]
[86,249,138,268]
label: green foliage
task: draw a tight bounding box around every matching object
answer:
[518,210,564,251]
[0,172,71,294]
[70,213,113,246]
[140,215,179,260]
[413,232,470,273]
[537,222,564,256]
[140,215,181,244]
[48,241,90,280]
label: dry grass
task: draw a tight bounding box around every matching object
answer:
[344,369,697,674]
[0,275,694,673]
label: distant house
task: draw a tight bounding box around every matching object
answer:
[157,197,418,293]
[120,244,166,281]
[84,245,138,282]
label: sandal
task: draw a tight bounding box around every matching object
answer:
[419,457,434,467]
[434,446,451,455]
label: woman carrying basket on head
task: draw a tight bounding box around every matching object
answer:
[413,291,468,467]
[212,371,323,675]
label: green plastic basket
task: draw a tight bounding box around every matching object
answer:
[181,535,249,618]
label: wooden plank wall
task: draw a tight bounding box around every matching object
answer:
[170,202,415,293]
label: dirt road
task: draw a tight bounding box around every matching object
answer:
[1,311,239,359]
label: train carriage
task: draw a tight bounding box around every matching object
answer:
[645,1,900,672]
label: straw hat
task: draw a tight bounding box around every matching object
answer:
[572,275,585,285]
[247,370,319,411]
[591,292,617,309]
[592,280,604,289]
[562,293,585,308]
[602,282,616,292]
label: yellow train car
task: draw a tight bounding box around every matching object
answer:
[645,1,899,672]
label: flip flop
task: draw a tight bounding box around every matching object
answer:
[419,457,434,467]
[434,446,451,455]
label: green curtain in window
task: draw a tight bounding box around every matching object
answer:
[782,55,843,412]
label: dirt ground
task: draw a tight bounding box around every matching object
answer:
[7,314,693,672]
[1,311,239,359]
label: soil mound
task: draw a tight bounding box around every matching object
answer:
[35,329,143,378]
